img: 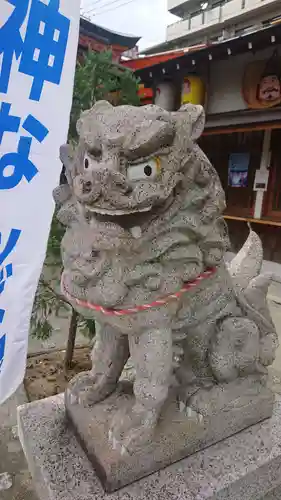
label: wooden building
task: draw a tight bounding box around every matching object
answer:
[129,23,281,263]
[78,18,140,63]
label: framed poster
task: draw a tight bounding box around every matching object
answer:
[228,153,250,188]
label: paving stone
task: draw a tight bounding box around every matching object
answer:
[0,385,38,500]
[0,472,13,491]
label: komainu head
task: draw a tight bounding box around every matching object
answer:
[56,101,229,267]
[59,101,225,224]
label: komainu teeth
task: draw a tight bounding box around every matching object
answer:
[173,332,187,342]
[186,406,196,418]
[121,445,128,456]
[108,431,129,455]
[112,437,118,450]
[198,413,204,423]
[173,346,184,356]
[86,206,152,215]
[130,226,142,239]
[179,402,185,413]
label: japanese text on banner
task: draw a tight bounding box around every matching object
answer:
[0,0,79,403]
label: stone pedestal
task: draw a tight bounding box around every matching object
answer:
[65,380,274,492]
[18,393,281,500]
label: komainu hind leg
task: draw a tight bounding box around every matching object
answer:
[173,325,215,422]
[175,323,215,390]
[209,316,260,383]
[177,317,261,421]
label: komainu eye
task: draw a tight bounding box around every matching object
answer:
[84,154,91,170]
[90,147,102,160]
[127,157,160,182]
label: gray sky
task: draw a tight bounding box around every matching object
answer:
[80,0,178,50]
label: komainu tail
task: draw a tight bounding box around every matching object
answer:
[227,226,263,293]
[228,227,278,367]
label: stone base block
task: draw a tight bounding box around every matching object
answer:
[65,380,274,492]
[18,392,281,500]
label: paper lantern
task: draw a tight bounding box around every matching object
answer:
[138,84,153,105]
[155,82,176,111]
[181,76,205,106]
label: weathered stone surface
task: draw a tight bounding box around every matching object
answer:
[18,393,281,500]
[0,385,37,500]
[54,101,279,485]
[0,473,13,491]
[66,379,274,492]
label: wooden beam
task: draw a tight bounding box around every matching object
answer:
[224,215,281,227]
[203,122,281,136]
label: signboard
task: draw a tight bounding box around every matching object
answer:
[228,153,250,188]
[253,169,269,192]
[243,50,281,109]
[0,0,80,405]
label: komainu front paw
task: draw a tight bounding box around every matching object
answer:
[108,404,159,455]
[259,333,279,367]
[65,371,116,407]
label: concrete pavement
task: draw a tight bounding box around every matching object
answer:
[0,385,37,500]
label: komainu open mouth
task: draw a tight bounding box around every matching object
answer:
[85,206,152,216]
[84,204,154,230]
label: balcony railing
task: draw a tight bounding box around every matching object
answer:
[168,0,199,13]
[167,0,279,41]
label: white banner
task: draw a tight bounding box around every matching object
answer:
[0,0,80,404]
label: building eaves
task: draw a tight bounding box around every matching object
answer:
[80,17,140,49]
[135,23,281,83]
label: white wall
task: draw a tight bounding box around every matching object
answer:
[167,0,280,46]
[205,6,221,24]
[207,45,281,115]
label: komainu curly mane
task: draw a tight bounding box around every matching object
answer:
[56,101,229,308]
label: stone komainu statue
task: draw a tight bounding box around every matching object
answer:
[54,101,278,454]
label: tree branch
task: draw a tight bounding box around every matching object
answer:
[39,278,71,306]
